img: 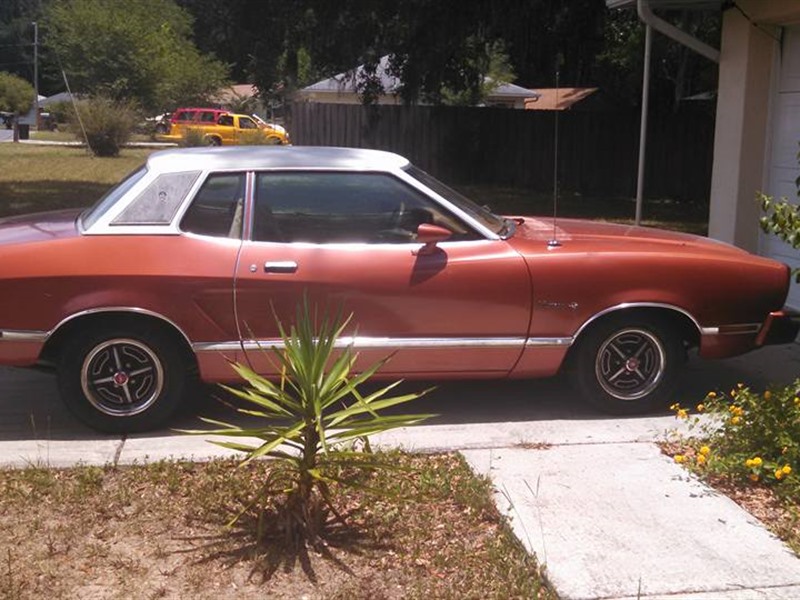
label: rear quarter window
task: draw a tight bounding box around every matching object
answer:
[111,171,201,226]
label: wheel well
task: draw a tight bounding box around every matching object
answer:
[564,307,700,369]
[41,312,197,371]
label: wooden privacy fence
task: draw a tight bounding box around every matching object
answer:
[291,102,714,202]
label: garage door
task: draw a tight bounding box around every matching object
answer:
[762,26,800,309]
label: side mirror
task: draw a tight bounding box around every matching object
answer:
[414,223,452,255]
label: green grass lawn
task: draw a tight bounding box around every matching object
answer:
[0,143,153,217]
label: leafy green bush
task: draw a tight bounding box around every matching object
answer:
[68,96,138,157]
[670,382,799,490]
[183,299,434,548]
[0,71,34,115]
[45,100,74,127]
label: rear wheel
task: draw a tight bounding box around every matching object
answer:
[205,136,222,146]
[57,327,187,433]
[573,317,684,414]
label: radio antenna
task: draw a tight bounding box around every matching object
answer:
[548,55,562,248]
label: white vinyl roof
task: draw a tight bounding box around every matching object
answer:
[145,145,411,174]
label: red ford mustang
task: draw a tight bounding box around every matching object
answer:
[0,146,797,432]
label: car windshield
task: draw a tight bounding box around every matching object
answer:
[404,166,514,238]
[80,165,148,230]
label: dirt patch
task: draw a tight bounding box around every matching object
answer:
[0,453,553,599]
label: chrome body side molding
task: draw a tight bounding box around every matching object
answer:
[0,329,49,342]
[193,335,573,354]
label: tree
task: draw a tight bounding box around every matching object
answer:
[43,0,229,112]
[0,71,34,141]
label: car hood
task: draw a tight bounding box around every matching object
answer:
[0,209,82,246]
[509,216,748,258]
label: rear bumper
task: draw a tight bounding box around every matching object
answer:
[756,310,800,347]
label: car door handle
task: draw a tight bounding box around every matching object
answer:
[263,261,298,274]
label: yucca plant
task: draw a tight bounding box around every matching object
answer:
[184,299,434,548]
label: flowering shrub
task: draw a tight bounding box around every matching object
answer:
[670,381,800,490]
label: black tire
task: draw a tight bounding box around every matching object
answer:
[57,327,187,433]
[573,317,684,415]
[206,136,222,146]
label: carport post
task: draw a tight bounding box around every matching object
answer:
[635,23,652,227]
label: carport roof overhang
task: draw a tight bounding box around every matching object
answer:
[607,0,721,63]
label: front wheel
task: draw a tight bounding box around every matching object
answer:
[573,318,684,414]
[57,328,187,433]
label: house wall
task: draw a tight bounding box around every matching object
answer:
[708,7,779,252]
[709,2,800,258]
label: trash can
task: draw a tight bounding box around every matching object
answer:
[18,124,29,140]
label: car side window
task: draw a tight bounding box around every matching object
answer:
[199,111,217,123]
[218,115,234,127]
[238,117,257,130]
[181,173,246,238]
[252,172,477,244]
[111,171,200,225]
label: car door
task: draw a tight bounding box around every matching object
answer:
[234,115,259,144]
[234,170,532,377]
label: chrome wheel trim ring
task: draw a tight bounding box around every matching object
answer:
[80,338,164,417]
[595,328,666,401]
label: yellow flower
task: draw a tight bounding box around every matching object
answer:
[752,457,763,467]
[707,391,717,399]
[699,446,711,456]
[764,390,772,400]
[749,473,760,482]
[696,403,705,413]
[674,455,686,464]
[775,469,785,481]
[696,454,707,466]
[670,403,680,412]
[731,416,741,426]
[737,383,744,389]
[745,459,754,468]
[677,409,688,420]
[794,397,800,406]
[782,465,792,475]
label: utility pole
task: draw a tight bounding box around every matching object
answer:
[33,21,39,130]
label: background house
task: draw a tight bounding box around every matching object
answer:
[296,55,539,109]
